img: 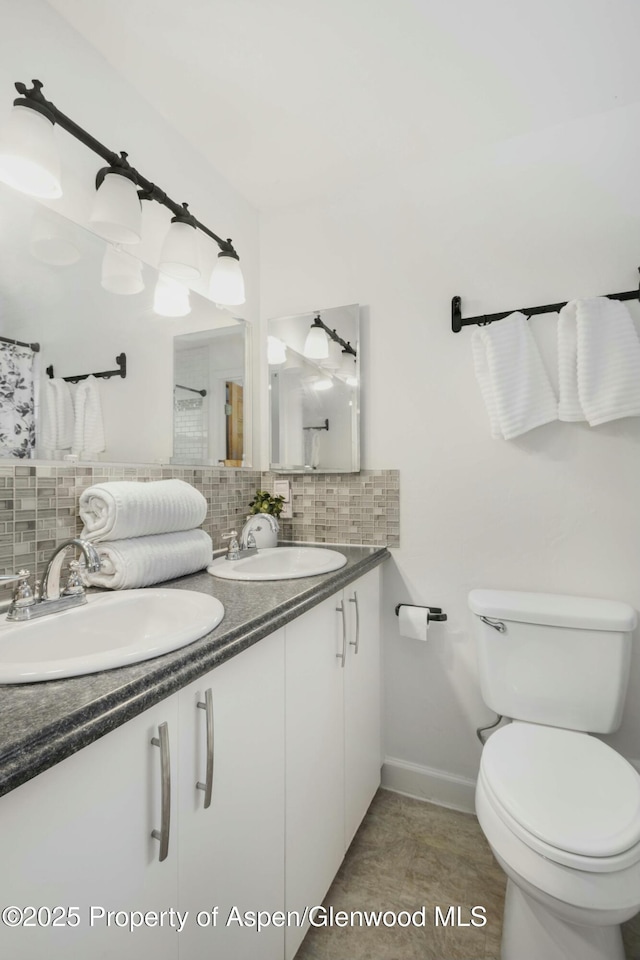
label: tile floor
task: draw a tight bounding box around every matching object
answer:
[295,788,640,960]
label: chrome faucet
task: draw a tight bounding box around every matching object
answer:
[240,514,278,549]
[221,528,258,561]
[4,539,102,622]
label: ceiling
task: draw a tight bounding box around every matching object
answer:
[46,0,640,210]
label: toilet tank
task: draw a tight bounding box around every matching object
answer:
[469,589,637,733]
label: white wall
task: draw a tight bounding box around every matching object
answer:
[261,101,640,803]
[0,0,259,464]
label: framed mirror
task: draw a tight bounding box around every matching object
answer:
[0,184,251,465]
[268,303,360,473]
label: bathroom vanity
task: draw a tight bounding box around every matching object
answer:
[0,544,387,960]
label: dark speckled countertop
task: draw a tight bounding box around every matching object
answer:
[0,544,389,799]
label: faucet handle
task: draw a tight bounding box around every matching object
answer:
[221,531,240,561]
[0,569,30,586]
[62,560,86,597]
[10,570,35,609]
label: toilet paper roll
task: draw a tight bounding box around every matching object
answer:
[398,605,430,641]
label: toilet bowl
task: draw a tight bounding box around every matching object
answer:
[477,723,640,958]
[468,589,640,960]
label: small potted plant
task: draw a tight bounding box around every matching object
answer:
[244,490,285,547]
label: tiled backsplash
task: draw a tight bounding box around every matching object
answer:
[0,463,399,578]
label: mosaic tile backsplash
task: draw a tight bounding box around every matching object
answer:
[0,464,399,578]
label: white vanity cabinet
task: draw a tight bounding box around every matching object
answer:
[0,561,383,960]
[284,566,381,960]
[0,696,180,960]
[177,628,285,960]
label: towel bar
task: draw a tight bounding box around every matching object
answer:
[46,353,127,383]
[451,267,640,332]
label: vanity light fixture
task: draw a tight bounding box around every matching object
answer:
[0,99,61,198]
[303,313,358,365]
[0,80,245,305]
[312,376,333,391]
[339,348,358,385]
[158,204,200,280]
[303,315,330,360]
[90,165,142,244]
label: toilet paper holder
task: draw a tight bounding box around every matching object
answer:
[394,603,447,622]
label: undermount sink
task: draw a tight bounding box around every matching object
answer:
[0,589,224,684]
[207,546,347,581]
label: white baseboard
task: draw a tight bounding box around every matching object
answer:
[381,756,477,814]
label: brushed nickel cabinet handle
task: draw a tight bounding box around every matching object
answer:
[349,591,360,654]
[151,721,171,862]
[336,600,347,668]
[196,688,214,809]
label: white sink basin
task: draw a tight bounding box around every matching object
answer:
[0,589,224,684]
[208,546,347,581]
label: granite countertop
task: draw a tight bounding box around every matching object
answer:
[0,543,389,799]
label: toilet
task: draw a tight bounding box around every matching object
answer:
[469,588,640,960]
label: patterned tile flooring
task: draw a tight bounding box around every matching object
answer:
[295,788,640,960]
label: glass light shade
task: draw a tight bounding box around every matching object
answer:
[90,172,142,244]
[30,213,80,266]
[0,105,62,198]
[153,273,191,317]
[312,377,333,391]
[209,253,245,306]
[159,220,200,280]
[101,245,144,295]
[267,336,287,365]
[321,338,343,372]
[303,324,329,360]
[339,350,358,385]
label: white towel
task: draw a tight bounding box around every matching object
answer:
[84,529,213,590]
[79,478,208,542]
[472,312,558,439]
[72,375,105,458]
[40,377,74,455]
[558,298,640,425]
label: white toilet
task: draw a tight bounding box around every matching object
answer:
[469,588,640,960]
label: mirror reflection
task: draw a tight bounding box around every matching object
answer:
[172,325,248,466]
[0,185,249,465]
[268,304,360,473]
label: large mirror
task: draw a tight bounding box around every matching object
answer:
[0,184,251,465]
[268,304,360,473]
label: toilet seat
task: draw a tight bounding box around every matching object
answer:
[480,723,640,872]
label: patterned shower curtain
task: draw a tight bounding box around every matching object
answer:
[0,341,36,458]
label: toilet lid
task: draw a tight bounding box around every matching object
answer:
[481,723,640,859]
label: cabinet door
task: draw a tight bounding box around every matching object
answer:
[344,567,382,846]
[177,629,285,960]
[285,594,345,960]
[0,697,179,960]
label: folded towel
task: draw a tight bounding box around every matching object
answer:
[40,377,74,455]
[72,375,105,458]
[472,312,558,439]
[84,529,213,590]
[79,478,208,542]
[558,298,640,425]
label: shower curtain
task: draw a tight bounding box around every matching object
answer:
[0,341,36,458]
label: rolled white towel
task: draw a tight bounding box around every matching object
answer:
[85,529,213,590]
[80,478,207,542]
[558,298,640,425]
[472,312,558,439]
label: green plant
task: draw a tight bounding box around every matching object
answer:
[248,489,285,518]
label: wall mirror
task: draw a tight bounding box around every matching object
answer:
[172,324,250,466]
[268,303,360,473]
[0,184,251,465]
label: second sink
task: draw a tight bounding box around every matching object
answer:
[208,546,347,581]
